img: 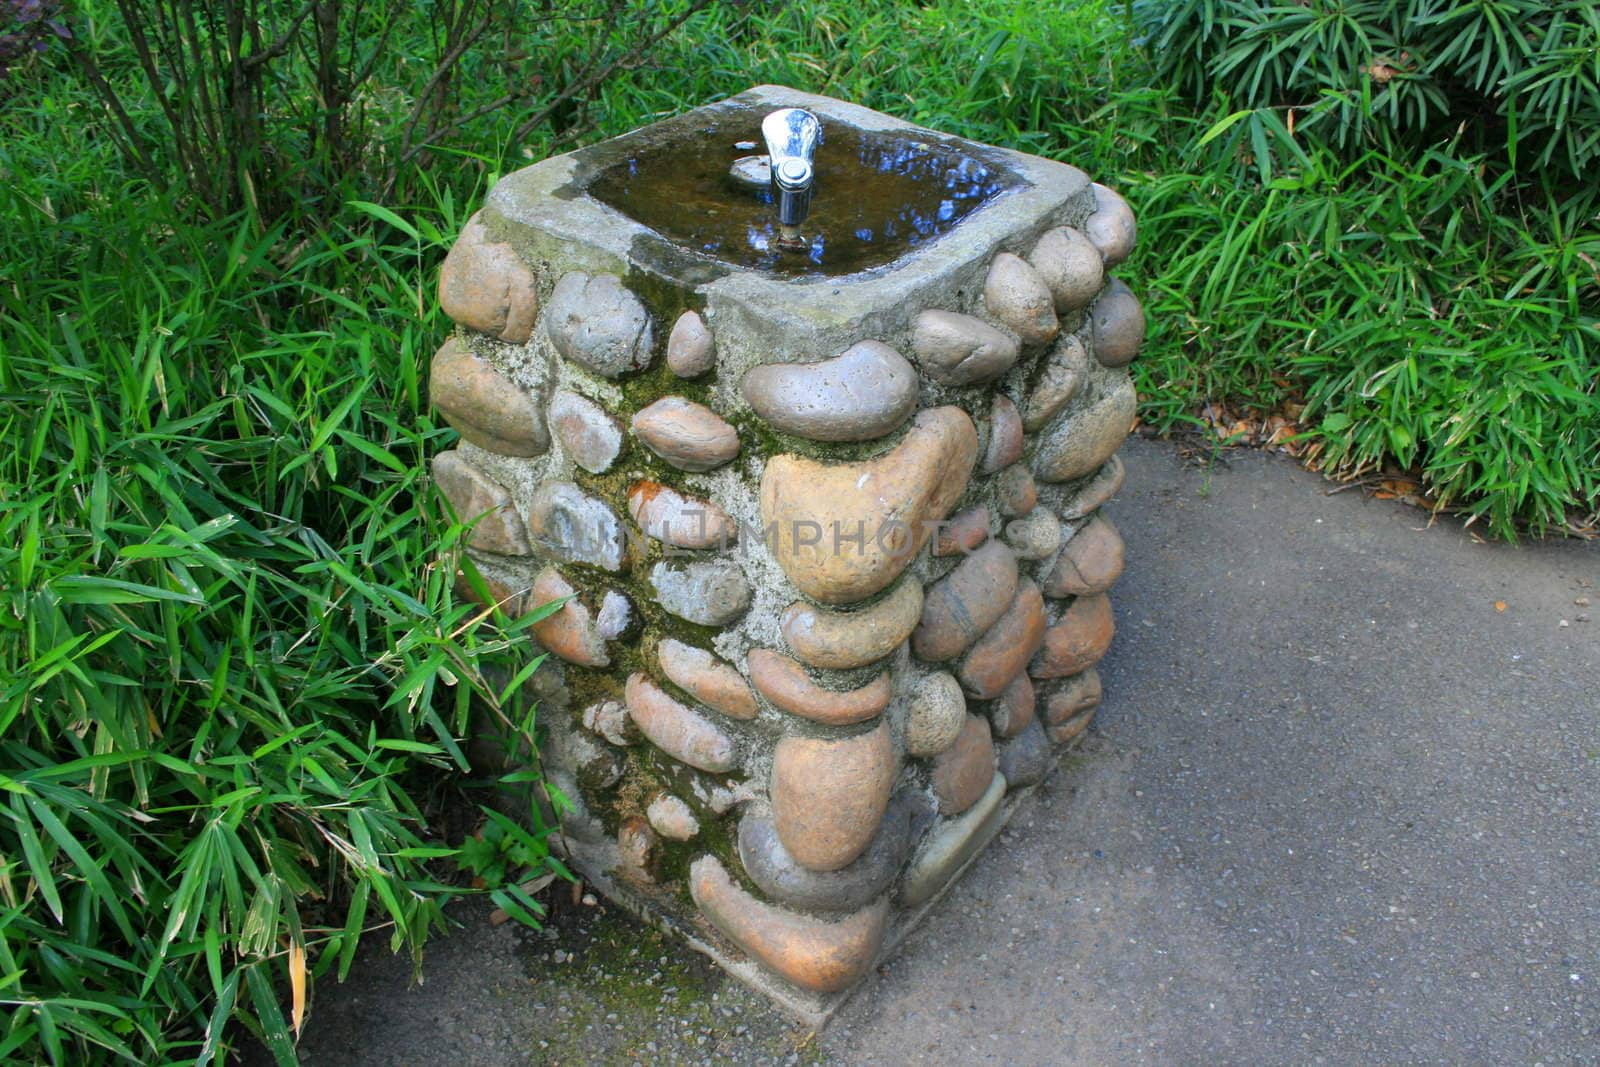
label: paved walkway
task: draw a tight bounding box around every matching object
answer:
[295,438,1599,1065]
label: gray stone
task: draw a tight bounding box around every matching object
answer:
[997,718,1052,788]
[909,310,1020,386]
[524,481,626,571]
[581,699,638,746]
[1022,333,1090,432]
[649,558,752,625]
[1090,277,1145,368]
[738,799,912,912]
[550,726,624,791]
[595,590,632,640]
[549,390,623,474]
[741,340,918,442]
[666,310,715,378]
[1004,509,1061,561]
[983,252,1058,347]
[545,271,654,378]
[899,772,1006,908]
[430,450,531,556]
[1032,376,1138,484]
[631,396,740,471]
[1029,226,1104,312]
[906,671,967,758]
[1084,182,1136,266]
[646,794,700,841]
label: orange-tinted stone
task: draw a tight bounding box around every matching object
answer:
[771,721,895,872]
[1030,594,1115,679]
[747,649,890,726]
[780,579,923,669]
[624,672,737,774]
[689,856,888,993]
[1044,515,1125,597]
[761,406,977,605]
[656,638,758,721]
[438,213,539,343]
[958,579,1047,699]
[930,714,996,815]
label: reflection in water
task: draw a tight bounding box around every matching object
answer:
[586,116,1019,277]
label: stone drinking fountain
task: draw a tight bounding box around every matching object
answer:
[427,85,1142,1022]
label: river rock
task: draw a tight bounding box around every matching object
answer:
[1028,226,1104,312]
[1030,593,1115,679]
[595,591,632,640]
[524,480,625,571]
[983,252,1059,346]
[983,395,1024,474]
[933,506,990,557]
[582,699,638,746]
[1022,334,1090,432]
[748,649,891,726]
[527,568,608,666]
[666,310,715,378]
[1005,509,1061,561]
[627,481,737,550]
[549,390,622,474]
[1084,182,1136,266]
[912,541,1018,662]
[546,271,654,378]
[958,579,1047,699]
[998,718,1052,788]
[1044,515,1125,597]
[430,338,549,457]
[900,772,1005,908]
[1090,278,1145,367]
[780,579,923,669]
[737,800,911,913]
[1032,376,1137,484]
[906,671,966,758]
[761,406,977,605]
[550,725,624,791]
[1060,455,1126,520]
[931,715,996,815]
[989,672,1035,738]
[646,794,700,841]
[615,816,657,885]
[689,856,889,993]
[438,214,539,343]
[1043,668,1103,725]
[649,559,751,626]
[657,638,758,721]
[631,396,739,471]
[624,672,737,773]
[453,571,526,616]
[995,463,1037,518]
[909,310,1020,386]
[431,450,531,555]
[771,720,895,872]
[741,340,918,442]
[1049,705,1097,745]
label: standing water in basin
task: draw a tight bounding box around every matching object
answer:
[585,107,1020,276]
